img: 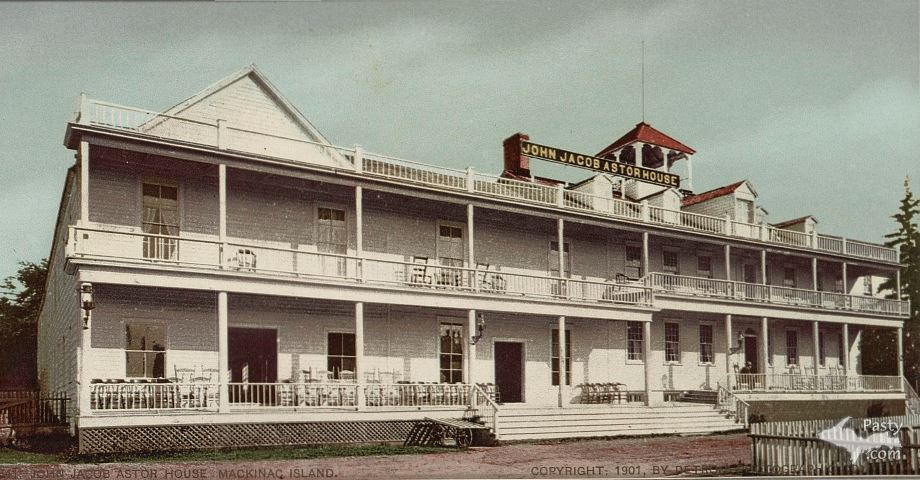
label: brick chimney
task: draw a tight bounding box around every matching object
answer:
[502,133,531,177]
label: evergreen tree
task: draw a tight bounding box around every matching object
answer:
[875,177,920,387]
[0,259,47,388]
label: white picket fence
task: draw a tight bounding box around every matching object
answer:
[750,414,920,475]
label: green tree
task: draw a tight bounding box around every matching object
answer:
[0,259,47,388]
[869,177,920,386]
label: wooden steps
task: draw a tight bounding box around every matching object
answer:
[495,404,743,441]
[677,390,719,405]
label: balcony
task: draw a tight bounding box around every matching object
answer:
[66,225,653,308]
[646,273,910,317]
[726,373,903,393]
[73,98,899,264]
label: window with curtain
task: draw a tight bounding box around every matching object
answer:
[437,225,463,267]
[627,322,643,361]
[327,332,356,379]
[317,207,347,276]
[665,322,680,363]
[663,250,680,274]
[786,331,798,366]
[439,323,464,383]
[551,329,572,386]
[142,183,179,260]
[126,323,166,378]
[699,324,713,364]
[697,255,712,278]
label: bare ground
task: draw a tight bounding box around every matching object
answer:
[0,433,751,479]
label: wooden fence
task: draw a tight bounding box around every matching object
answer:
[750,414,920,475]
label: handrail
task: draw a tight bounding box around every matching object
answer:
[717,383,750,428]
[471,384,501,439]
[646,272,909,317]
[905,377,920,415]
[74,96,899,264]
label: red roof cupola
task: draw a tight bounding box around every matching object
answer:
[596,122,696,158]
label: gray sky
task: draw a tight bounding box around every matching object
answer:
[0,1,918,281]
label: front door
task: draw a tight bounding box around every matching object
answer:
[229,328,277,404]
[744,335,759,373]
[494,342,524,403]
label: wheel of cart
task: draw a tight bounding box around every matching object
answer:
[423,417,486,448]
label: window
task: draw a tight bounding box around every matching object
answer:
[126,324,165,378]
[549,241,571,277]
[327,332,356,379]
[737,199,755,223]
[783,267,796,288]
[551,329,572,386]
[743,264,757,284]
[439,323,464,383]
[663,250,680,274]
[786,331,798,366]
[665,323,680,363]
[625,244,642,279]
[437,224,464,267]
[142,182,179,260]
[767,332,773,366]
[819,331,826,367]
[697,255,712,278]
[699,324,713,364]
[863,277,873,296]
[317,207,347,276]
[627,322,643,361]
[550,242,571,296]
[835,278,844,293]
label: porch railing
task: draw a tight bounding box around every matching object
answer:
[471,384,500,439]
[89,382,216,411]
[75,97,898,265]
[726,373,903,393]
[716,384,750,428]
[646,272,910,317]
[67,225,653,308]
[88,382,474,412]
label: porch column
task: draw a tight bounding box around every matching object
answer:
[760,317,769,375]
[841,323,849,374]
[642,232,650,277]
[724,314,733,376]
[760,250,767,285]
[218,292,229,413]
[465,309,476,385]
[643,320,652,405]
[812,321,820,371]
[355,186,364,281]
[896,269,902,299]
[557,316,567,407]
[557,218,565,288]
[219,164,227,266]
[842,262,848,293]
[79,284,92,417]
[724,245,731,281]
[811,258,818,290]
[80,140,89,223]
[467,204,475,267]
[897,326,904,379]
[355,302,365,410]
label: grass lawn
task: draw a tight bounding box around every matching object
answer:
[0,443,448,465]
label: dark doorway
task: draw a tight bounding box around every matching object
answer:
[229,328,277,404]
[494,342,524,403]
[744,335,759,373]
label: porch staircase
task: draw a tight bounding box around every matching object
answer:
[0,393,69,448]
[676,390,719,405]
[493,404,744,442]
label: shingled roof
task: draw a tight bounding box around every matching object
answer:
[681,180,747,207]
[597,122,696,158]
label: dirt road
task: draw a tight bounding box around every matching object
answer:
[0,434,751,479]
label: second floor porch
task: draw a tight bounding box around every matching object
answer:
[65,224,909,318]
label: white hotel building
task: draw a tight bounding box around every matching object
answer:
[37,67,915,453]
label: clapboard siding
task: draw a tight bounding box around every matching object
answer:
[36,170,81,425]
[89,150,219,235]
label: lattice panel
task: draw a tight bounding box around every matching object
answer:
[79,420,416,454]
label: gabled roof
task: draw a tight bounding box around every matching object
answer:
[681,180,747,207]
[597,122,696,157]
[157,65,333,146]
[772,215,818,229]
